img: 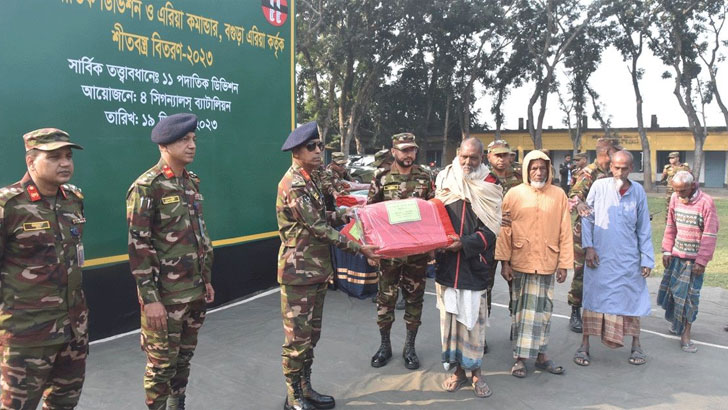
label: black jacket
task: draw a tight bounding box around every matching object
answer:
[435,199,497,291]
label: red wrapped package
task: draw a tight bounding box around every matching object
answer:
[336,194,367,207]
[342,198,456,258]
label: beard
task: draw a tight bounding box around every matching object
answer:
[615,178,624,190]
[395,157,414,168]
[530,180,546,189]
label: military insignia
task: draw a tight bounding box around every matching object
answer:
[195,193,204,201]
[300,169,311,181]
[23,221,51,231]
[72,217,86,224]
[26,184,41,202]
[162,195,180,204]
[384,185,399,191]
[162,165,175,179]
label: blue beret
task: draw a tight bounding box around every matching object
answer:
[151,113,198,144]
[281,121,319,151]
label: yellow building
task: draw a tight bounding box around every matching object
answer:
[423,125,728,188]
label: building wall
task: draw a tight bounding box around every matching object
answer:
[466,128,728,187]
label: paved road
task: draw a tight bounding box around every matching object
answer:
[79,270,728,410]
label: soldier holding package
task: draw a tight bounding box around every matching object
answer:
[368,133,435,371]
[0,129,88,409]
[660,152,691,216]
[276,122,379,410]
[126,113,214,410]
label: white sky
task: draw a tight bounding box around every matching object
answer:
[475,44,728,130]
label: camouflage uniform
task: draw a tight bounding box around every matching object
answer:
[127,159,213,410]
[567,161,611,308]
[0,174,88,410]
[660,159,691,217]
[276,163,361,403]
[367,163,435,332]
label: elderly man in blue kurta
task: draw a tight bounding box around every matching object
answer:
[573,150,654,367]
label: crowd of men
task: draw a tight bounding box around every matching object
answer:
[0,115,720,410]
[275,122,720,409]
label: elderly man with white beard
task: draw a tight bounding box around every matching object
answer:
[434,138,501,397]
[496,150,573,378]
[574,150,654,367]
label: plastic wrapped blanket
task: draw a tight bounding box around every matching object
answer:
[342,198,456,258]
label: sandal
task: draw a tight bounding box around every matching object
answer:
[680,341,698,353]
[511,360,527,378]
[535,359,566,375]
[442,372,468,392]
[472,377,492,398]
[629,347,647,365]
[573,349,590,366]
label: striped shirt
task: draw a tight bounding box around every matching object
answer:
[662,190,719,266]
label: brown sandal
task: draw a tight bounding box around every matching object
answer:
[472,377,492,398]
[511,360,527,378]
[442,372,468,392]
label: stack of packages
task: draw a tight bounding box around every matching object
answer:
[342,198,456,258]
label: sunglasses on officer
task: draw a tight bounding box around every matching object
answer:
[305,141,324,152]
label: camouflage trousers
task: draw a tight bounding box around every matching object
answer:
[280,282,327,387]
[376,256,428,332]
[141,299,206,410]
[568,218,584,308]
[0,332,88,410]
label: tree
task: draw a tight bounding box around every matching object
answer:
[697,1,728,132]
[607,0,656,190]
[517,0,605,149]
[648,0,713,180]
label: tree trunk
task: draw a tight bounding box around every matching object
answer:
[442,93,451,166]
[631,60,652,190]
[527,82,541,148]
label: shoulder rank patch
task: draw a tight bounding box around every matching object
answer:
[162,165,175,179]
[162,195,180,204]
[26,184,41,202]
[23,221,51,231]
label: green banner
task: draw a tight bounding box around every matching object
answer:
[0,0,294,261]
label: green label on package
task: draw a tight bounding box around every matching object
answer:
[385,200,422,224]
[349,221,362,241]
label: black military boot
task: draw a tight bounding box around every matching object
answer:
[402,329,420,370]
[370,329,392,368]
[302,364,335,409]
[284,379,315,410]
[569,306,583,333]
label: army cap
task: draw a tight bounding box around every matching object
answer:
[281,121,319,151]
[372,149,393,167]
[668,151,680,158]
[392,133,418,150]
[487,139,512,155]
[573,152,588,160]
[23,128,83,152]
[331,152,348,165]
[152,113,197,144]
[596,137,622,151]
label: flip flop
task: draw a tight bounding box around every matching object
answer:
[511,360,527,378]
[629,347,647,365]
[573,349,590,366]
[472,377,493,398]
[680,341,698,353]
[442,373,468,392]
[535,359,566,375]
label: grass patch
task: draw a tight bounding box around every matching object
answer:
[647,196,728,289]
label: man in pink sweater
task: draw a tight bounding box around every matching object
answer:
[657,171,719,353]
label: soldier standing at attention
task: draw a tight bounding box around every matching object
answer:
[0,129,88,409]
[126,113,214,410]
[276,121,379,410]
[570,153,588,186]
[566,138,620,333]
[368,133,435,370]
[660,152,691,217]
[482,140,521,352]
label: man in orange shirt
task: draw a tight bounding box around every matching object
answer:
[496,150,573,379]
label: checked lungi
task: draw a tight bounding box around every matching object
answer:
[511,271,554,359]
[657,257,704,336]
[582,310,640,348]
[436,283,487,371]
